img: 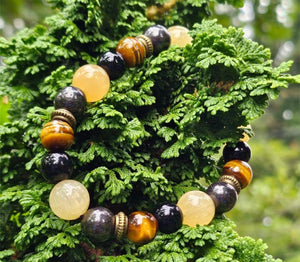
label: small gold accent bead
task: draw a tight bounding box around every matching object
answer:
[114,212,128,241]
[136,35,154,57]
[51,108,76,128]
[219,175,242,193]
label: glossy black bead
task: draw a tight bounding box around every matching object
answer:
[223,141,251,163]
[41,152,73,182]
[54,86,86,118]
[81,207,115,243]
[143,25,170,55]
[206,182,238,214]
[98,51,126,80]
[154,203,182,234]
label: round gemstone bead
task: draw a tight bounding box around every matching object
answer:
[116,37,146,67]
[168,26,193,47]
[223,141,251,163]
[127,211,158,244]
[97,51,126,80]
[222,160,253,189]
[49,179,90,220]
[177,191,215,227]
[41,152,73,182]
[81,207,115,243]
[154,203,182,234]
[206,182,238,214]
[143,25,170,55]
[54,86,86,118]
[72,64,110,102]
[40,120,74,151]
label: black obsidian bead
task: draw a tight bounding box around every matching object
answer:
[143,25,170,55]
[223,141,251,163]
[54,86,86,118]
[81,207,115,243]
[98,51,126,80]
[41,152,73,182]
[206,182,238,214]
[154,203,182,234]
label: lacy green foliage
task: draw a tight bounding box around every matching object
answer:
[0,0,299,261]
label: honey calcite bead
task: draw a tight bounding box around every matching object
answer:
[40,120,74,151]
[72,64,110,102]
[168,26,193,47]
[222,160,253,189]
[116,37,146,67]
[49,179,90,220]
[127,211,158,244]
[177,191,215,227]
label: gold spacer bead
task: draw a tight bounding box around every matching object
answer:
[114,212,128,241]
[136,35,154,57]
[51,108,76,129]
[219,175,242,194]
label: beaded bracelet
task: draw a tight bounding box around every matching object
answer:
[40,24,253,245]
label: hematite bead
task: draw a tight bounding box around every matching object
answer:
[54,86,86,118]
[223,141,251,163]
[114,212,128,241]
[41,152,73,182]
[51,108,76,128]
[81,207,115,243]
[206,182,238,214]
[98,51,126,80]
[154,203,182,234]
[143,25,170,55]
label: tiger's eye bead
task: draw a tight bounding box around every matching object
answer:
[81,207,115,243]
[168,26,193,47]
[41,152,73,182]
[154,203,182,234]
[222,160,253,189]
[206,182,238,214]
[177,191,215,227]
[223,141,251,163]
[143,25,170,55]
[49,179,90,220]
[40,120,74,151]
[72,64,110,102]
[54,86,86,118]
[116,37,146,67]
[97,51,126,80]
[127,211,158,244]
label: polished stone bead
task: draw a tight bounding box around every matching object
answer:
[54,86,86,118]
[97,51,126,80]
[168,25,193,47]
[72,64,110,102]
[127,211,158,244]
[223,141,251,163]
[40,120,74,151]
[41,152,73,182]
[116,37,146,67]
[49,179,90,220]
[177,191,215,227]
[154,203,182,234]
[143,25,170,55]
[222,160,253,189]
[81,207,115,243]
[206,182,238,214]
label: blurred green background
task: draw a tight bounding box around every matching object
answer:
[0,0,299,261]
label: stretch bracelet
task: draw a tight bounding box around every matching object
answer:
[40,24,253,245]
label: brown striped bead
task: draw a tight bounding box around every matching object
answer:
[222,160,253,189]
[127,211,158,244]
[116,37,146,67]
[40,120,74,151]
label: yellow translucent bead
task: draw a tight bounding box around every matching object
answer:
[177,191,215,227]
[49,179,90,220]
[72,64,110,102]
[168,26,193,47]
